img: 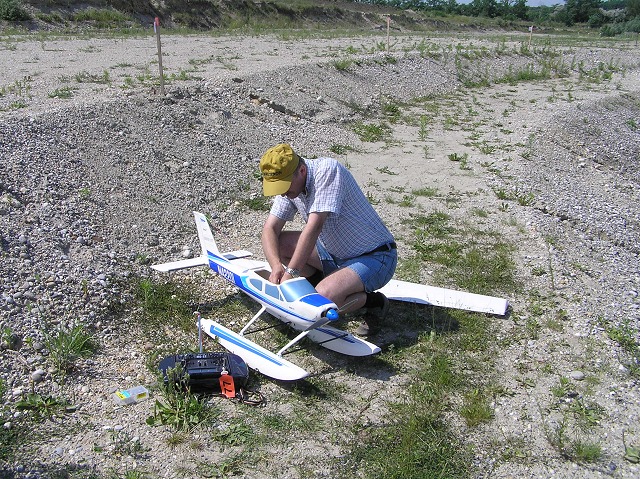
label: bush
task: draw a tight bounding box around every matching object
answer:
[627,16,640,34]
[600,23,624,36]
[0,0,30,21]
[588,11,606,28]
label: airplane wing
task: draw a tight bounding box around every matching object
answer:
[377,279,509,316]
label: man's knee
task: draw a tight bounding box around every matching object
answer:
[316,269,363,302]
[315,280,334,300]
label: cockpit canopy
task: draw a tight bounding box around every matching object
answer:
[248,276,318,303]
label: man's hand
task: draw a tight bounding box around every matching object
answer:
[269,267,285,284]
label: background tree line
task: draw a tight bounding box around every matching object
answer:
[362,0,640,37]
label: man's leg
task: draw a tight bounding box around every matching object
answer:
[315,268,366,312]
[316,268,388,336]
[317,251,396,336]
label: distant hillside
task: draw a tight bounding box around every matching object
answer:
[13,0,451,32]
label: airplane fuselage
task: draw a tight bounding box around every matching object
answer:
[206,250,337,331]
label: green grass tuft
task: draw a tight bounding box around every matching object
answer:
[44,324,98,374]
[352,121,392,142]
[135,277,195,325]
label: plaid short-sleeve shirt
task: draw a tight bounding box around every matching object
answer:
[270,157,394,259]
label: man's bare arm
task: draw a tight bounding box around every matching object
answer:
[262,214,287,283]
[286,211,328,277]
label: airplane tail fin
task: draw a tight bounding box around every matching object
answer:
[151,212,253,273]
[193,211,220,256]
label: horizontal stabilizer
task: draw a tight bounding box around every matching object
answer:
[151,256,207,272]
[221,250,253,261]
[378,279,508,316]
[151,250,252,273]
[201,319,309,381]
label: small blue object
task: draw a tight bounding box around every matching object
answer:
[326,308,339,321]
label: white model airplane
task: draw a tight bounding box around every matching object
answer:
[152,211,509,381]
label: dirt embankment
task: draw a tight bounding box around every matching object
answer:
[16,0,437,31]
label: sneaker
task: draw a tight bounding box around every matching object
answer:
[355,294,389,337]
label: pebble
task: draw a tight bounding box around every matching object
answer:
[31,369,46,383]
[570,371,585,381]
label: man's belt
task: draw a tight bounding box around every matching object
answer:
[367,242,397,255]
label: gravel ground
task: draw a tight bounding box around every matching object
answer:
[1,31,639,478]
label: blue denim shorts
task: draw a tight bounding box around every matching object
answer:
[316,242,397,292]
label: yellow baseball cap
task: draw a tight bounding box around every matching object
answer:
[260,143,300,196]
